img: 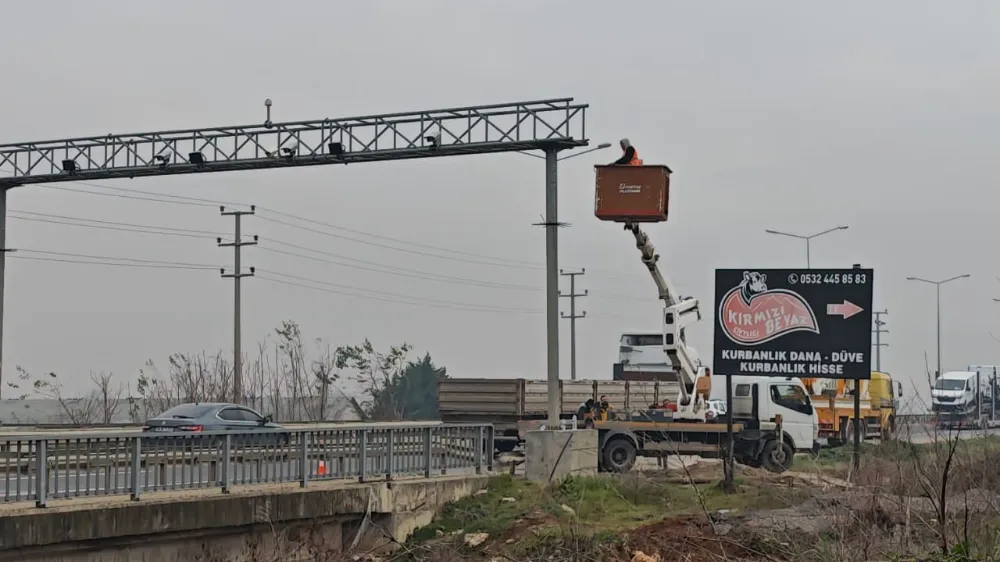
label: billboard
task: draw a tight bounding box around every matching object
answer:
[713,269,874,380]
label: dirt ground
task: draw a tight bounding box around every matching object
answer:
[383,438,1000,561]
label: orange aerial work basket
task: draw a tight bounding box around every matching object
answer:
[594,164,672,223]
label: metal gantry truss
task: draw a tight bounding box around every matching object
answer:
[0,98,589,188]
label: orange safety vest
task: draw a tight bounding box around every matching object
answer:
[627,148,643,165]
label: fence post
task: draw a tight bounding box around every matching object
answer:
[385,429,394,481]
[130,437,142,501]
[299,431,309,489]
[35,439,48,508]
[474,427,484,475]
[358,429,368,483]
[486,425,495,472]
[222,434,232,494]
[423,427,433,478]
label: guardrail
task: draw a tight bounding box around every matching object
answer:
[0,423,494,508]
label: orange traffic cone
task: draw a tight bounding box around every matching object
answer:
[315,460,327,476]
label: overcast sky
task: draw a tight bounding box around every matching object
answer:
[1,1,997,410]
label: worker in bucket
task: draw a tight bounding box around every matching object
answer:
[611,138,643,166]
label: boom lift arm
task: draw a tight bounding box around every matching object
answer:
[624,222,704,406]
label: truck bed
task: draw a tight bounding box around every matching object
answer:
[437,378,682,419]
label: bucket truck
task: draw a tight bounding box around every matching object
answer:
[614,222,712,421]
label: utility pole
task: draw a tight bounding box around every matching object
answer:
[872,309,888,372]
[0,189,7,400]
[219,206,257,405]
[559,269,587,381]
[542,148,561,429]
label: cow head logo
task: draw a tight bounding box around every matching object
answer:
[719,271,819,346]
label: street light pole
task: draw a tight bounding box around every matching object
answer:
[907,274,971,379]
[764,225,849,269]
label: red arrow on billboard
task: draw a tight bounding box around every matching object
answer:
[827,300,864,319]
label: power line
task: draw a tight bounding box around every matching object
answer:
[10,208,668,301]
[8,215,213,240]
[257,274,542,314]
[9,207,677,302]
[35,184,218,208]
[10,210,225,235]
[6,246,543,314]
[41,179,544,267]
[65,180,235,207]
[256,207,542,267]
[36,180,543,269]
[28,178,657,283]
[13,249,220,268]
[257,245,538,291]
[256,214,543,270]
[10,209,541,290]
[12,253,639,317]
[256,268,541,313]
[7,255,216,270]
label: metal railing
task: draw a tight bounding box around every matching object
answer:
[0,423,493,507]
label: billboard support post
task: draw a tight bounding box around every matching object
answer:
[723,373,736,492]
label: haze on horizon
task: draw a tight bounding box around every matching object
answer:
[1,0,998,413]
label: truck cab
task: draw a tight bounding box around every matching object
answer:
[619,332,668,366]
[731,376,818,455]
[933,370,985,427]
[932,371,977,410]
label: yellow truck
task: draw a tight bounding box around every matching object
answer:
[804,371,903,446]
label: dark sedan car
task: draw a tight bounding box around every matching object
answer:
[143,402,289,446]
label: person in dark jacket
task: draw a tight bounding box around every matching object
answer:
[611,138,643,165]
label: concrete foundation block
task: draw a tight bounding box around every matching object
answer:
[524,429,598,484]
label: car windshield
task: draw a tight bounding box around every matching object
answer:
[934,379,966,391]
[156,404,215,419]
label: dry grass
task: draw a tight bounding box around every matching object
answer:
[392,429,1000,562]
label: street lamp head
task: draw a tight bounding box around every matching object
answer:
[597,142,612,149]
[906,277,917,281]
[837,225,849,230]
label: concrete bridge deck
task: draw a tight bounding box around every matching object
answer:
[0,473,489,561]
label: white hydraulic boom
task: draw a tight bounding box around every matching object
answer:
[624,222,705,407]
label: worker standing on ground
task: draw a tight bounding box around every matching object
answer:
[611,138,643,166]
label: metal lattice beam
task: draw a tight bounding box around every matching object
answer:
[0,98,589,188]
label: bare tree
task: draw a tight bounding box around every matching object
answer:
[335,339,412,420]
[27,368,101,425]
[90,371,125,424]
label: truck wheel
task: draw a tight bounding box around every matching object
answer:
[838,418,850,443]
[760,440,794,474]
[601,438,637,473]
[494,440,516,454]
[843,420,856,443]
[882,415,896,440]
